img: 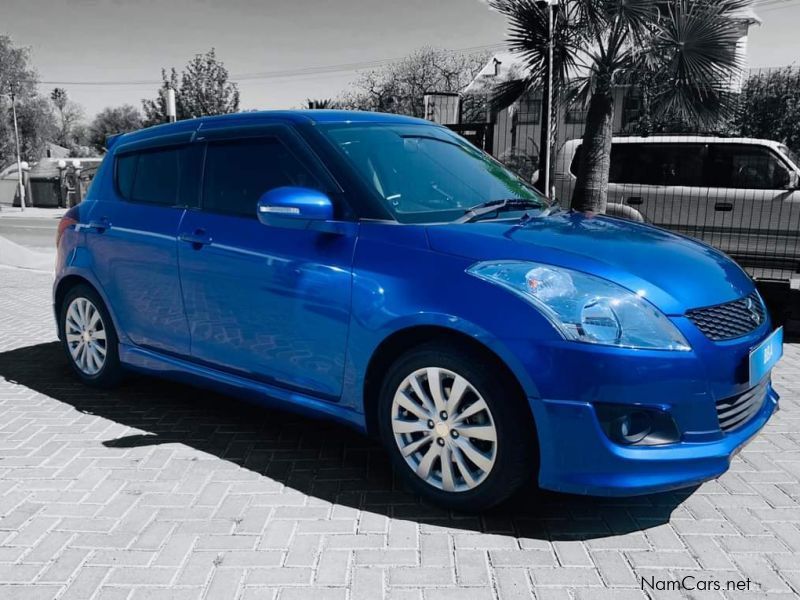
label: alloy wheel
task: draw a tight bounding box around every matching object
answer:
[64,297,108,376]
[391,367,498,492]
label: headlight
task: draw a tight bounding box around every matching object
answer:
[467,261,690,351]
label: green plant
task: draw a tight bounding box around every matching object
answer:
[490,0,747,212]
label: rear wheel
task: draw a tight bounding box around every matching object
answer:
[59,284,123,388]
[378,342,535,511]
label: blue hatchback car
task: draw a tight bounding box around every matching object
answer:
[54,110,782,510]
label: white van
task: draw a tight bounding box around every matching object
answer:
[554,136,800,280]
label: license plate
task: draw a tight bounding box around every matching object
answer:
[749,326,783,387]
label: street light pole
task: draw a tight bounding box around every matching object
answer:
[544,0,556,198]
[536,0,558,198]
[9,86,26,211]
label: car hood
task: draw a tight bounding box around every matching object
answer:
[426,211,754,315]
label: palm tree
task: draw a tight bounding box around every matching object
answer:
[489,0,748,213]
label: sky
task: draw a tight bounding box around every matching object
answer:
[3,0,800,118]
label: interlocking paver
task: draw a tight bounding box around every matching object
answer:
[0,267,799,599]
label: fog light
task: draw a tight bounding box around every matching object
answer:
[615,411,652,444]
[595,403,680,446]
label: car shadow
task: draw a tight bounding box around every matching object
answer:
[0,342,695,541]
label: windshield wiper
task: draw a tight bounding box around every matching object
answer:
[455,198,544,224]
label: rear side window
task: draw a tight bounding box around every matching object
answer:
[202,137,320,218]
[115,146,184,206]
[571,143,707,186]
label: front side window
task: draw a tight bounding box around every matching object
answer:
[706,144,791,190]
[202,137,321,218]
[320,123,545,224]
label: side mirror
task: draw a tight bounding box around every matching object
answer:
[787,172,800,190]
[257,186,334,229]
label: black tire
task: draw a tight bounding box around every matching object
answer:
[377,341,536,511]
[59,283,123,388]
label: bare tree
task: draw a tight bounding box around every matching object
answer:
[337,47,490,118]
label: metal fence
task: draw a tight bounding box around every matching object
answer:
[444,66,800,285]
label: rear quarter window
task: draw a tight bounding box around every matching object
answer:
[115,146,184,206]
[116,153,137,199]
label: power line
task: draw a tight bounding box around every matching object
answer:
[35,44,506,87]
[752,0,800,9]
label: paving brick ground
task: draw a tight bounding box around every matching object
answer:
[0,266,799,599]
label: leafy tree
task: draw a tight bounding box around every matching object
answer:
[0,35,42,168]
[337,47,489,118]
[89,104,143,151]
[733,67,800,155]
[142,48,240,126]
[489,0,746,212]
[15,96,58,162]
[50,87,85,149]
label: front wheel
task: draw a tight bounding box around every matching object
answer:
[378,342,536,511]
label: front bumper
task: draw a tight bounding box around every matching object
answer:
[529,381,779,496]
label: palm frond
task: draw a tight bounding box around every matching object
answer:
[647,0,744,125]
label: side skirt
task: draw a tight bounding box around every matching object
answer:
[118,343,367,432]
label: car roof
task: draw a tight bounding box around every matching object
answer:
[562,135,788,151]
[111,110,434,149]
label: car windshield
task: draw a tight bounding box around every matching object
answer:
[320,123,547,223]
[778,144,800,168]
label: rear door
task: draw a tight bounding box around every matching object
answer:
[85,137,200,356]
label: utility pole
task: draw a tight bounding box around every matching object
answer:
[536,0,558,197]
[9,85,26,211]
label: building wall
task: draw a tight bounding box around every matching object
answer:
[490,87,630,164]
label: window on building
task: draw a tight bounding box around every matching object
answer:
[621,91,643,131]
[517,93,542,125]
[565,105,587,124]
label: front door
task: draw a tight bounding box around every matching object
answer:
[703,143,800,277]
[177,126,356,399]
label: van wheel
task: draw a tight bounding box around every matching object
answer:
[59,284,123,388]
[377,342,535,511]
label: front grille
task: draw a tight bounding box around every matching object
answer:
[686,291,765,341]
[716,378,769,432]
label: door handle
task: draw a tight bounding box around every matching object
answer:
[625,197,643,206]
[86,218,110,232]
[179,229,212,247]
[714,202,733,212]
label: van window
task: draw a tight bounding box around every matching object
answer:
[202,137,321,218]
[572,143,707,186]
[706,144,791,189]
[116,146,182,206]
